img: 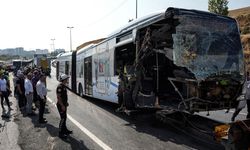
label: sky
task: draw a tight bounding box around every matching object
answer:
[0,0,249,52]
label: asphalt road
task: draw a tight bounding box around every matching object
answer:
[15,66,248,150]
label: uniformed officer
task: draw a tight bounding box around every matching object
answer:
[56,74,72,138]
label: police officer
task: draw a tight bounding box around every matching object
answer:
[56,74,72,138]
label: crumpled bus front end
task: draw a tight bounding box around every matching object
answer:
[124,8,244,113]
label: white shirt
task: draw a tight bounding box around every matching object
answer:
[25,78,33,95]
[17,69,22,76]
[36,80,47,99]
[0,78,7,92]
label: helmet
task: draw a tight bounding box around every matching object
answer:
[60,74,69,82]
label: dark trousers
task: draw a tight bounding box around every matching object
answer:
[57,103,68,134]
[247,99,250,119]
[1,91,10,109]
[18,93,27,109]
[38,97,46,121]
[33,90,38,103]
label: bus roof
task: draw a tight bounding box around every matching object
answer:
[75,7,236,54]
[108,7,235,38]
[76,38,106,51]
[58,52,72,58]
[76,43,96,55]
[108,9,165,38]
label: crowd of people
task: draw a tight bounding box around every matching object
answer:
[12,67,48,123]
[0,66,72,139]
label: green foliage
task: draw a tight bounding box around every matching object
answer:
[208,0,229,16]
[0,55,20,61]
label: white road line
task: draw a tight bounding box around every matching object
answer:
[229,110,247,116]
[47,97,112,150]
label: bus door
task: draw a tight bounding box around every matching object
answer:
[84,56,92,95]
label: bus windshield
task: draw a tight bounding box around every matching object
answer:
[172,14,244,80]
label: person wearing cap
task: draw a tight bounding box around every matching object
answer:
[56,74,72,138]
[25,72,35,116]
[0,73,11,110]
[16,72,26,110]
[36,74,47,123]
[32,70,40,108]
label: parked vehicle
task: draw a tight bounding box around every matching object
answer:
[34,54,51,76]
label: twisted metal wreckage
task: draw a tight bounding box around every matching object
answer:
[118,9,244,114]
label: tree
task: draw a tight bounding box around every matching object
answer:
[208,0,229,16]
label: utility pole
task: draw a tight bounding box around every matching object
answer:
[67,26,74,52]
[51,38,55,52]
[136,0,138,19]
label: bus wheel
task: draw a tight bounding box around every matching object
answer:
[78,84,83,97]
[123,90,135,110]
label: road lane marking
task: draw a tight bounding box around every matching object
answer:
[229,110,247,116]
[47,97,112,150]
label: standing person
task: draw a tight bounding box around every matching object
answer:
[4,71,12,97]
[36,74,47,123]
[16,73,26,111]
[56,74,72,138]
[25,72,35,115]
[246,76,250,119]
[0,73,11,110]
[247,72,250,81]
[13,72,18,97]
[231,79,250,121]
[116,68,126,112]
[32,70,40,108]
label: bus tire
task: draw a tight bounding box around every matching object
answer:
[123,90,135,109]
[78,84,83,97]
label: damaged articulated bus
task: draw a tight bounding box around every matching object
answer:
[118,7,244,113]
[57,7,244,114]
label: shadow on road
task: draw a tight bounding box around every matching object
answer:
[47,73,223,150]
[17,109,89,150]
[80,96,224,150]
[46,123,89,150]
[63,136,89,150]
[1,109,11,122]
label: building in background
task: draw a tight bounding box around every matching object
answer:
[35,49,49,54]
[55,49,65,54]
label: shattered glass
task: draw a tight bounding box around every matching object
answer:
[172,15,244,80]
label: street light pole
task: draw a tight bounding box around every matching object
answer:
[51,38,55,52]
[67,26,74,52]
[136,0,138,19]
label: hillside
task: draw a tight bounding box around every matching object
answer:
[229,6,250,17]
[229,7,250,35]
[229,7,250,70]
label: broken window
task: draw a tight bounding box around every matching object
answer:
[172,15,244,80]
